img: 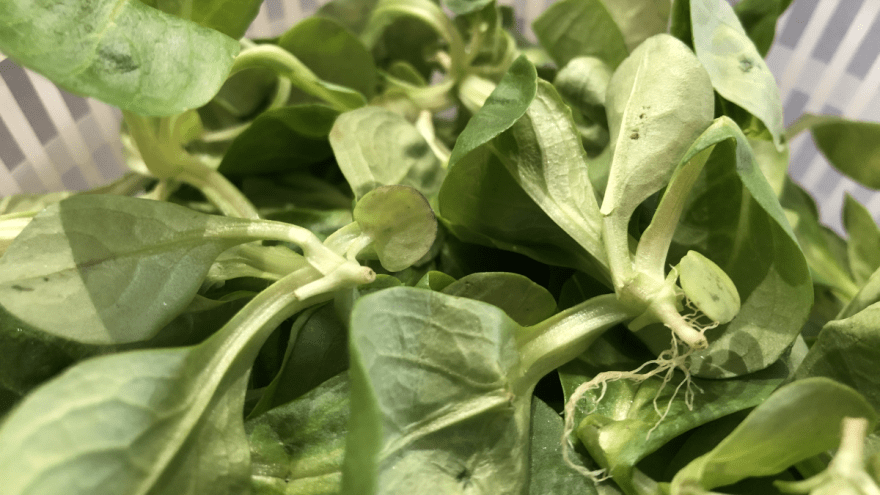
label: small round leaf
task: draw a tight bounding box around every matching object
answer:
[678,250,741,324]
[353,185,437,272]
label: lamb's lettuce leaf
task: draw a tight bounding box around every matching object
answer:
[0,0,239,115]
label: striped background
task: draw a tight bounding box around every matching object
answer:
[1,0,879,233]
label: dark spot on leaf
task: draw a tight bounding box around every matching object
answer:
[11,285,33,292]
[639,113,645,119]
[711,293,720,302]
[97,46,139,74]
[456,468,471,486]
[630,132,639,140]
[42,277,49,282]
[738,56,754,73]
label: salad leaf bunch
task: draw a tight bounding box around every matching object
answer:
[1,0,880,494]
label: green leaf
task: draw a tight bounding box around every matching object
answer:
[839,268,880,321]
[789,115,880,190]
[0,293,247,396]
[318,0,382,35]
[448,56,538,167]
[601,33,715,222]
[342,287,531,494]
[843,194,880,286]
[597,0,672,52]
[353,185,438,272]
[677,250,740,325]
[529,397,600,495]
[439,146,608,278]
[330,106,445,199]
[553,56,614,128]
[361,0,465,68]
[795,302,880,420]
[656,118,813,377]
[559,326,793,494]
[415,270,457,291]
[218,105,339,176]
[670,378,877,493]
[0,195,267,344]
[443,0,494,16]
[491,77,607,271]
[690,0,785,149]
[532,0,628,69]
[246,373,350,495]
[247,304,348,418]
[733,0,794,57]
[279,16,378,99]
[440,272,556,326]
[0,0,239,116]
[141,0,263,39]
[780,178,859,301]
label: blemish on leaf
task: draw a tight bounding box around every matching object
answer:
[456,468,471,486]
[11,285,33,292]
[630,131,639,140]
[738,56,754,73]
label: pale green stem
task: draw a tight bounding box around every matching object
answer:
[603,211,636,291]
[176,159,260,219]
[635,149,711,279]
[123,112,260,220]
[230,45,359,112]
[515,294,630,393]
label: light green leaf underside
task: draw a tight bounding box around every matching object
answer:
[602,33,715,219]
[141,0,263,39]
[493,78,607,269]
[691,0,785,149]
[0,0,239,115]
[330,106,444,199]
[343,287,531,495]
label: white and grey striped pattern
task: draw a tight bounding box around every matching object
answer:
[1,0,879,233]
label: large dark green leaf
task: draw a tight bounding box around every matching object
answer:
[218,105,339,176]
[279,16,378,99]
[246,373,350,495]
[0,195,269,344]
[0,0,239,115]
[532,0,628,69]
[141,0,263,39]
[342,287,532,494]
[670,378,877,493]
[318,0,382,35]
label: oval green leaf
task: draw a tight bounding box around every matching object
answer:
[671,378,877,493]
[678,250,741,324]
[353,185,438,272]
[0,0,239,116]
[330,106,445,199]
